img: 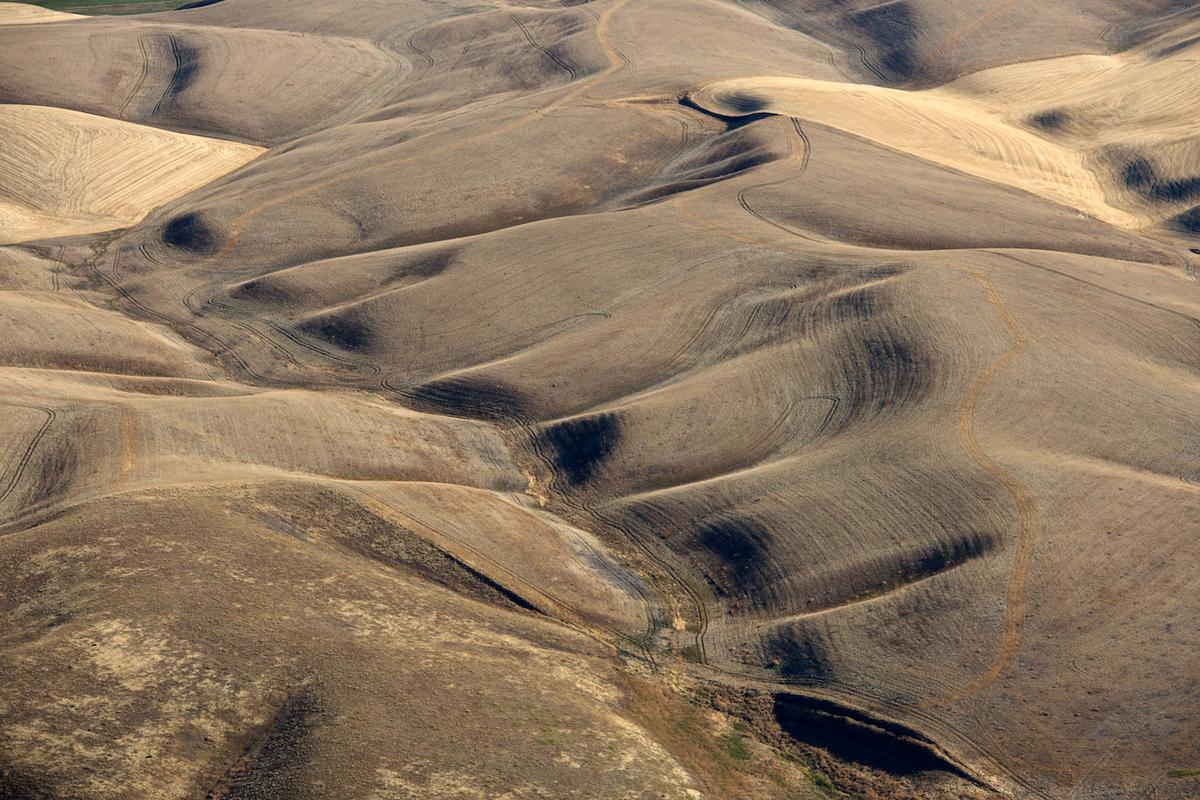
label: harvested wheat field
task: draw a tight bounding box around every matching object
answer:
[1,0,1198,797]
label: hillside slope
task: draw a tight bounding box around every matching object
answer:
[1,0,1199,798]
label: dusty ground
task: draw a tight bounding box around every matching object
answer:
[1,0,1199,797]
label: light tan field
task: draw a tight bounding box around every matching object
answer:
[0,104,260,243]
[1,0,1199,798]
[0,1,77,24]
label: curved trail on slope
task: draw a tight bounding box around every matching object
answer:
[746,0,886,83]
[932,268,1035,702]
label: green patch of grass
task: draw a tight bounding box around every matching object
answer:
[723,723,752,762]
[811,769,844,796]
[537,735,562,747]
[17,0,190,15]
[1168,768,1200,778]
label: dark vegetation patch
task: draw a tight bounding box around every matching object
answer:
[908,530,994,580]
[806,270,905,329]
[718,91,769,115]
[1120,155,1200,204]
[0,763,51,800]
[795,279,931,422]
[258,487,538,612]
[695,515,772,598]
[841,333,931,420]
[1154,34,1200,59]
[298,314,372,352]
[1171,206,1200,234]
[1152,177,1200,205]
[162,212,218,253]
[723,721,752,761]
[206,690,321,800]
[169,38,201,95]
[848,0,918,83]
[629,117,780,204]
[763,628,834,682]
[22,0,187,13]
[394,250,454,281]
[536,412,620,487]
[154,35,201,113]
[1028,109,1067,131]
[808,529,995,615]
[330,510,539,612]
[497,15,590,92]
[1114,4,1200,51]
[33,429,79,512]
[682,135,777,177]
[1122,156,1156,191]
[830,285,878,320]
[403,375,531,421]
[229,278,296,306]
[773,694,980,781]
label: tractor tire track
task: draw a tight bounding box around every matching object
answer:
[451,33,477,69]
[642,110,1048,797]
[736,116,815,240]
[511,13,577,81]
[117,34,153,121]
[193,288,383,379]
[74,236,279,386]
[750,0,887,83]
[0,406,55,515]
[151,34,195,117]
[406,29,435,73]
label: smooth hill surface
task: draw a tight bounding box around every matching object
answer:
[1,1,1199,799]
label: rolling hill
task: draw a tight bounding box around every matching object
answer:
[2,0,1199,797]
